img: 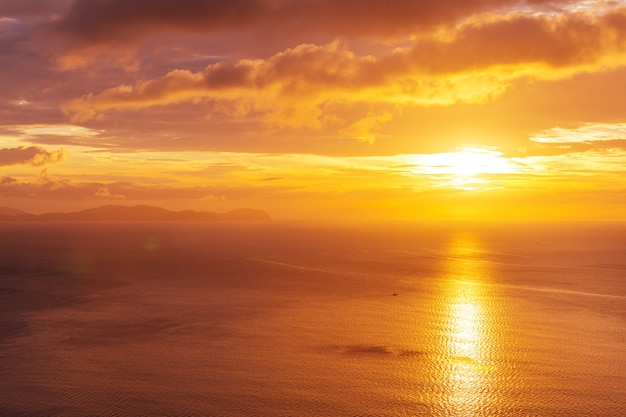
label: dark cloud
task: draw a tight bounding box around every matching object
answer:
[42,0,574,65]
[1,175,18,184]
[0,0,71,20]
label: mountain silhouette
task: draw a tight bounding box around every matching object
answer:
[0,205,271,222]
[0,207,29,216]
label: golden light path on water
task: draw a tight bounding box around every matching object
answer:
[434,232,499,416]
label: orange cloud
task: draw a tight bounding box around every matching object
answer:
[59,39,512,130]
[0,146,66,167]
[63,6,626,138]
[406,8,626,75]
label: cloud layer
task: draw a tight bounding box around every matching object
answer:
[63,6,626,136]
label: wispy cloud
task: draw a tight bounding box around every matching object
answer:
[12,124,102,138]
[531,123,626,143]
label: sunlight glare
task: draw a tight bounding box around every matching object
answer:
[409,146,516,190]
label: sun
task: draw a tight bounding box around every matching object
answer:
[409,146,516,190]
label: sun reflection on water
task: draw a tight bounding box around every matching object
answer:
[435,233,497,416]
[449,286,481,363]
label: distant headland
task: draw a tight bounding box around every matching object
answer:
[0,205,271,222]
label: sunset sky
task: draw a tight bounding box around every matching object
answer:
[1,0,626,220]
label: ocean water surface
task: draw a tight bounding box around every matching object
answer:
[0,221,624,416]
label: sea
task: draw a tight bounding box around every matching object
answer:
[0,221,624,416]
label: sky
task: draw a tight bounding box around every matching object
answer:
[1,0,626,221]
